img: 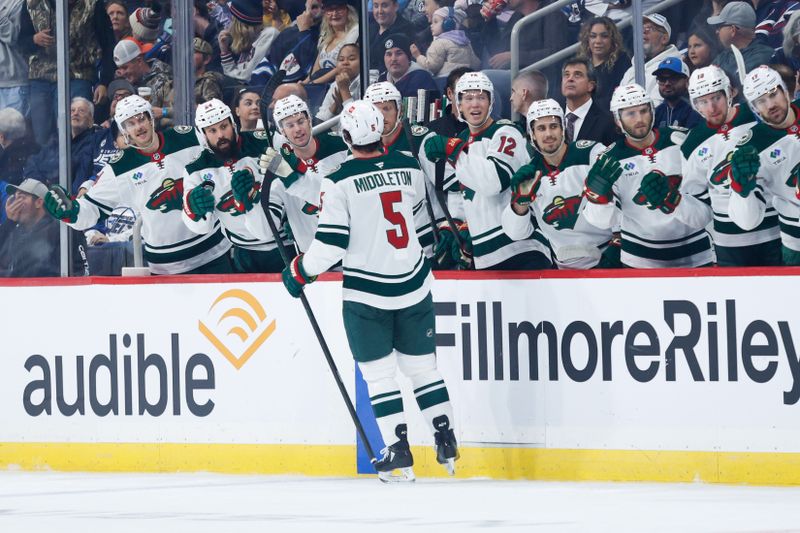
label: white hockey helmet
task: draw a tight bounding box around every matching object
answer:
[195,98,235,130]
[610,83,654,140]
[455,71,494,121]
[688,65,732,111]
[743,65,790,124]
[114,94,153,131]
[364,81,402,109]
[273,94,310,132]
[526,98,565,153]
[339,100,384,147]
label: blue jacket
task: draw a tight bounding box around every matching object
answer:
[71,125,117,194]
[654,98,702,130]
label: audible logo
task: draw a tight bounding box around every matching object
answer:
[199,289,276,369]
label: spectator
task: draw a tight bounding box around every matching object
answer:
[710,2,775,82]
[378,33,440,97]
[577,16,630,109]
[304,0,359,85]
[18,0,116,146]
[652,57,702,129]
[263,0,293,31]
[270,82,309,108]
[233,87,263,132]
[412,0,454,54]
[561,57,617,146]
[509,69,548,118]
[317,43,360,121]
[771,62,797,95]
[100,78,133,129]
[106,1,132,41]
[0,0,29,116]
[209,0,234,30]
[754,0,800,50]
[619,13,680,107]
[772,10,800,69]
[369,0,415,73]
[69,96,117,197]
[194,0,223,72]
[0,107,38,187]
[113,39,174,127]
[427,66,472,136]
[685,25,723,72]
[194,37,224,104]
[0,179,88,277]
[219,0,278,83]
[410,6,480,77]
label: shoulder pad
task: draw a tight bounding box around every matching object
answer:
[736,129,754,147]
[174,125,193,134]
[109,150,124,164]
[253,130,269,140]
[410,125,429,137]
[575,140,597,149]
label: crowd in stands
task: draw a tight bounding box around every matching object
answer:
[0,0,799,276]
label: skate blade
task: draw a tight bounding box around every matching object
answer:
[444,458,456,476]
[378,467,416,483]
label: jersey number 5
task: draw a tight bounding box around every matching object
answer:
[498,136,516,156]
[380,191,409,249]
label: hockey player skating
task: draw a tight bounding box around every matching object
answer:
[279,101,459,482]
[44,95,232,274]
[502,99,614,269]
[583,84,714,268]
[726,66,800,265]
[258,95,349,253]
[681,65,781,266]
[423,71,551,270]
[182,98,285,273]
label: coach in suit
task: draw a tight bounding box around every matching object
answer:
[560,57,618,146]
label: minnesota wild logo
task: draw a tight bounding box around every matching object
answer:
[709,152,734,187]
[542,195,582,230]
[216,190,244,216]
[785,162,800,190]
[301,201,319,215]
[145,178,183,212]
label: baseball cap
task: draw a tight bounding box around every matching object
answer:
[6,179,48,200]
[707,1,756,28]
[113,39,142,67]
[193,37,213,56]
[643,13,671,39]
[653,57,690,78]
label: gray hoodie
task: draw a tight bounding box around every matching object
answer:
[0,0,28,87]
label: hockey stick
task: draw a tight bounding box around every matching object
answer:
[260,145,377,466]
[433,159,472,266]
[730,45,747,89]
[401,121,439,246]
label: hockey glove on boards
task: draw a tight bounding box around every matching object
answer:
[230,169,259,212]
[282,254,317,298]
[186,185,215,220]
[451,220,473,270]
[433,222,457,269]
[259,147,300,189]
[44,185,79,223]
[424,135,468,166]
[730,144,760,197]
[584,154,621,204]
[638,171,682,214]
[510,164,542,207]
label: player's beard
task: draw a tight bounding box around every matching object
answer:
[212,135,238,159]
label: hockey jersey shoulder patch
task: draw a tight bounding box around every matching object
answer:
[253,130,269,140]
[736,129,754,147]
[575,140,596,149]
[109,149,124,164]
[174,125,193,134]
[411,125,429,137]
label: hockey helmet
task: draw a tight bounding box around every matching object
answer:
[339,100,384,147]
[455,72,494,122]
[526,98,565,153]
[273,95,310,132]
[364,81,402,109]
[688,65,732,112]
[195,98,235,131]
[743,65,790,124]
[610,83,654,140]
[114,94,153,131]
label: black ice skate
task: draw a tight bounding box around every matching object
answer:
[375,424,415,483]
[433,415,459,476]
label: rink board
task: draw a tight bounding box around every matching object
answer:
[2,268,800,484]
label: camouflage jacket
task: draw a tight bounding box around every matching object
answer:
[194,71,224,105]
[141,59,174,129]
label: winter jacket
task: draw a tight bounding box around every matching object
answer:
[0,0,28,87]
[619,44,681,107]
[220,26,279,83]
[415,31,480,77]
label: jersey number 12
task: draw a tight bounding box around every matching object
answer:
[380,191,409,249]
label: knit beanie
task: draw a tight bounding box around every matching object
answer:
[129,7,161,42]
[382,33,413,61]
[230,0,264,26]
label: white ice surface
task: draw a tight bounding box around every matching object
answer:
[1,472,800,533]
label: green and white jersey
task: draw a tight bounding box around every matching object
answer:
[583,127,714,268]
[182,130,280,251]
[73,127,230,274]
[270,132,349,252]
[681,104,779,247]
[728,101,800,251]
[302,151,431,310]
[450,120,550,269]
[502,141,612,269]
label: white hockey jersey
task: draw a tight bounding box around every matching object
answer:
[448,120,550,269]
[681,104,780,248]
[583,127,714,268]
[302,150,431,310]
[182,130,279,251]
[72,127,231,274]
[502,140,612,269]
[727,101,800,251]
